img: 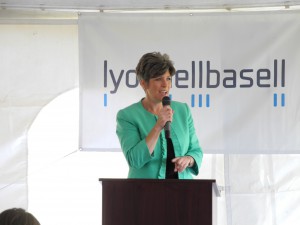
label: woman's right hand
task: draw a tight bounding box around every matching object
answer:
[157,105,173,130]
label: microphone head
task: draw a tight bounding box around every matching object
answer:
[162,96,171,106]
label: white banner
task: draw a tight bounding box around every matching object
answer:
[79,12,300,153]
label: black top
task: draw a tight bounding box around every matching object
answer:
[165,138,178,179]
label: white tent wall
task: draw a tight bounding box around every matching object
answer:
[224,154,300,225]
[0,14,79,211]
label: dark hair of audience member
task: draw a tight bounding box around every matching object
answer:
[0,208,40,225]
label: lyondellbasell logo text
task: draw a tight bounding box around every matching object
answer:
[102,59,286,108]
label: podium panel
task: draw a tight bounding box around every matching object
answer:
[99,179,219,225]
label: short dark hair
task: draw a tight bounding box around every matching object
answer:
[0,208,40,225]
[135,52,176,83]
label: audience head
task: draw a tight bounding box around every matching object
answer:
[0,208,40,225]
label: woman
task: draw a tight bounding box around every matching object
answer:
[116,52,203,179]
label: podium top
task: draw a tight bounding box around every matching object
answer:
[99,178,220,196]
[99,178,215,183]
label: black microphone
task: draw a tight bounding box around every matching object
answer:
[162,96,171,139]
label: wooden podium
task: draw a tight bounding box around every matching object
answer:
[99,179,220,225]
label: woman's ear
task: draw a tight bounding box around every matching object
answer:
[140,80,147,91]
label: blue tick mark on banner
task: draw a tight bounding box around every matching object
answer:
[191,94,195,107]
[281,93,285,107]
[273,93,277,107]
[206,94,210,108]
[198,94,202,107]
[273,93,285,107]
[104,94,107,107]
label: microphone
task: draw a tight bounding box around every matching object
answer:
[162,96,171,139]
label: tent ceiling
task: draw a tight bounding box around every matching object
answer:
[1,0,300,11]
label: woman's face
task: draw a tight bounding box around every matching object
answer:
[141,71,172,103]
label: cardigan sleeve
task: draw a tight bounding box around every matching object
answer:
[116,108,153,169]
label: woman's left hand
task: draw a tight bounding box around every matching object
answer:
[172,156,194,173]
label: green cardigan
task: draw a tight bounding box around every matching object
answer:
[116,99,203,179]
